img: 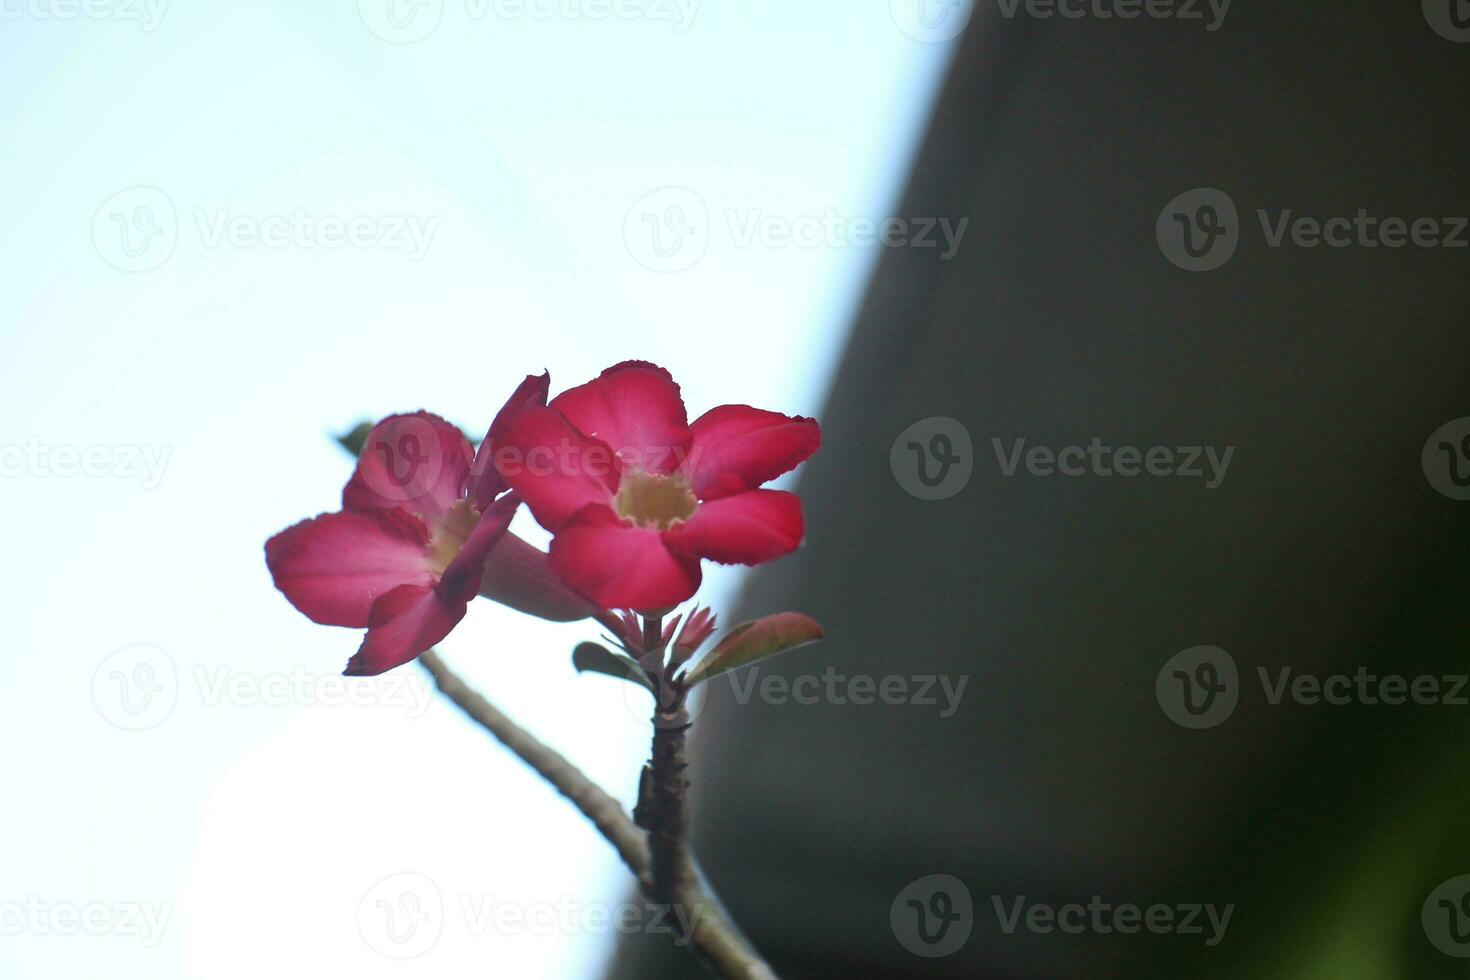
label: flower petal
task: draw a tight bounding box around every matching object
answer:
[472,372,550,508]
[344,583,466,676]
[664,490,804,565]
[681,404,821,500]
[437,493,520,603]
[343,412,473,524]
[550,504,702,611]
[265,509,432,628]
[477,532,601,622]
[549,361,692,476]
[494,406,619,531]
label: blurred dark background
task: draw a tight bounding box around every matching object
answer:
[610,3,1470,977]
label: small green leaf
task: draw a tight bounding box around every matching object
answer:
[573,642,653,690]
[336,422,374,458]
[684,613,825,686]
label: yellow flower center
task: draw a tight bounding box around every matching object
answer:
[613,472,697,530]
[426,499,479,575]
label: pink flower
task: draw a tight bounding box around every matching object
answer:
[266,379,597,676]
[491,361,821,611]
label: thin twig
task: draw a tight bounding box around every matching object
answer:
[418,649,651,891]
[417,648,779,979]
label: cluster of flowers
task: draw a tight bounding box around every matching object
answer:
[266,361,820,675]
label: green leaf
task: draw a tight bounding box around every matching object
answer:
[572,642,653,690]
[336,422,374,458]
[684,613,825,686]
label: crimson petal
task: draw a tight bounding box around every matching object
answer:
[265,508,431,628]
[549,504,701,611]
[664,490,804,565]
[549,361,692,476]
[472,372,550,508]
[343,412,473,524]
[681,404,820,500]
[494,406,619,532]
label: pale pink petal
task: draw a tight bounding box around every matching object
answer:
[477,532,600,622]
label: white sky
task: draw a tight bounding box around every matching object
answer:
[0,2,962,976]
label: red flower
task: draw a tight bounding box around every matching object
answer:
[266,383,596,676]
[491,361,820,611]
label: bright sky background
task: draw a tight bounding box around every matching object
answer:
[0,2,962,976]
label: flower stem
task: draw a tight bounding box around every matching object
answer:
[418,647,778,979]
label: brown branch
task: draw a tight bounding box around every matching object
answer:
[418,649,651,891]
[417,648,779,980]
